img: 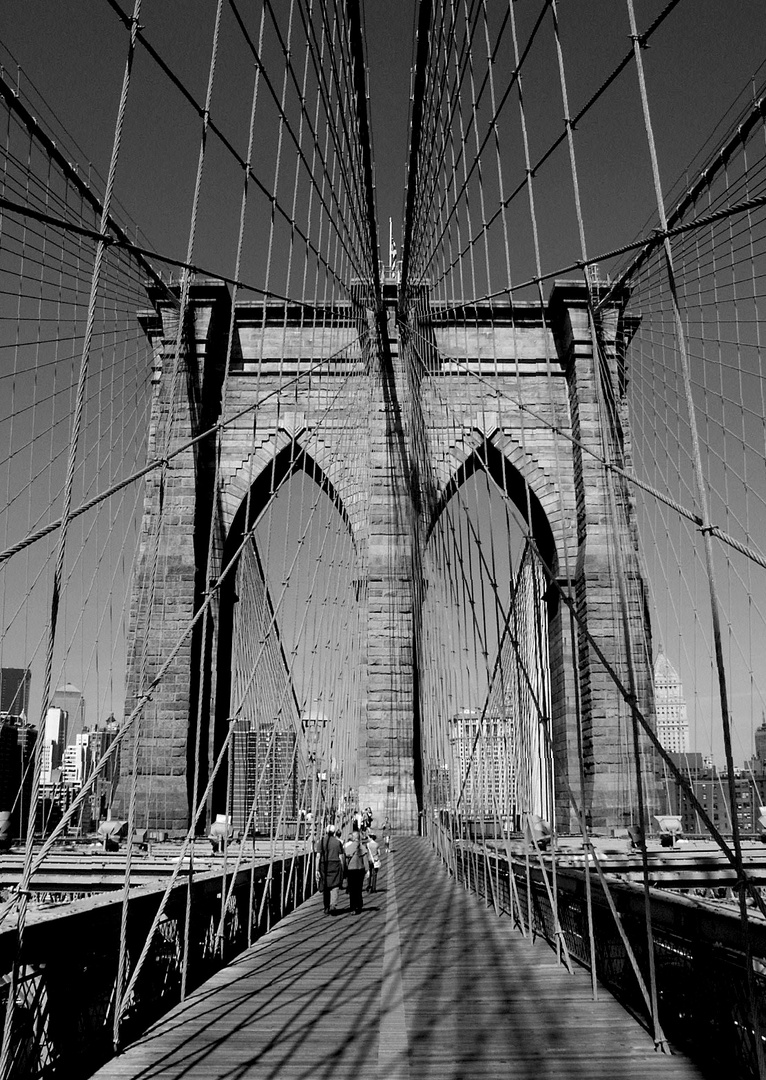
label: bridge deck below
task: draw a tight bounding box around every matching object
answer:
[98,837,704,1080]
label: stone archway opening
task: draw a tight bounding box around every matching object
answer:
[210,448,363,835]
[420,440,560,833]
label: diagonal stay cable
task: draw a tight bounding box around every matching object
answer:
[419,0,685,295]
[0,335,364,565]
[405,319,766,573]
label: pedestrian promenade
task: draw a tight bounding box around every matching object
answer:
[96,837,705,1080]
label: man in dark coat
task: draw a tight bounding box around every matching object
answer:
[318,824,345,914]
[343,828,370,915]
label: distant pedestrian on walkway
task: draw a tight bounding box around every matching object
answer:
[366,833,380,892]
[318,824,345,914]
[344,828,370,914]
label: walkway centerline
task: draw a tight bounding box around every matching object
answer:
[94,838,705,1080]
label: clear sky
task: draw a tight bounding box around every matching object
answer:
[3,1,763,277]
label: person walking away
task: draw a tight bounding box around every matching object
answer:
[344,829,370,914]
[318,824,344,914]
[366,833,381,892]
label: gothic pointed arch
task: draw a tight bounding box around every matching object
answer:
[210,444,357,812]
[428,430,559,578]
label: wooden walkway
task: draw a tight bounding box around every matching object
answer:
[95,837,705,1080]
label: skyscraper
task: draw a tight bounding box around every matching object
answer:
[450,709,514,823]
[231,721,259,836]
[0,668,31,717]
[51,684,85,737]
[41,707,68,784]
[0,717,36,837]
[654,650,689,754]
[755,717,766,763]
[230,721,298,837]
[78,719,120,825]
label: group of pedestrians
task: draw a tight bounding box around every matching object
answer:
[316,816,386,916]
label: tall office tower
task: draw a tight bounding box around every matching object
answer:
[255,726,298,837]
[654,650,690,754]
[15,722,36,835]
[0,720,19,821]
[61,735,91,786]
[41,707,68,784]
[84,722,119,783]
[230,720,259,835]
[79,720,119,824]
[0,717,37,836]
[755,718,766,763]
[450,709,514,822]
[0,668,31,717]
[51,684,85,737]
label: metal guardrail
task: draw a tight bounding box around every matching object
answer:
[450,842,766,1080]
[0,852,316,1079]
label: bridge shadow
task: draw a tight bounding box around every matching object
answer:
[97,838,704,1080]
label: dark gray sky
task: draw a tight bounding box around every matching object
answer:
[3,1,766,766]
[3,1,764,283]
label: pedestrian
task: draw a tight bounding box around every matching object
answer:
[343,828,370,914]
[367,833,381,892]
[384,833,390,854]
[318,824,345,915]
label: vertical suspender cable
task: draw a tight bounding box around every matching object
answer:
[550,0,658,1019]
[0,4,143,1073]
[624,1,765,1070]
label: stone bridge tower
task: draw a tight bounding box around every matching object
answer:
[114,277,654,835]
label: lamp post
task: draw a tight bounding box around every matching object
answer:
[301,707,329,843]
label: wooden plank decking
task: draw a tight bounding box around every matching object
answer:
[94,837,706,1079]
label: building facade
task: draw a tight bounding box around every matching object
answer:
[654,651,689,754]
[450,709,515,825]
[50,684,85,738]
[0,668,31,717]
[0,717,36,837]
[230,721,299,837]
[665,751,766,835]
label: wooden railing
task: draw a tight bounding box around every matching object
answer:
[442,835,766,1080]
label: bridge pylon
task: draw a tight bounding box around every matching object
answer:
[115,277,655,836]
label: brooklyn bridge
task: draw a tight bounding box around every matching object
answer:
[1,0,766,1077]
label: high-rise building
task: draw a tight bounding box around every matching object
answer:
[230,721,298,837]
[231,721,259,835]
[50,684,84,738]
[0,668,31,717]
[755,718,766,763]
[69,720,120,826]
[61,738,90,785]
[41,707,68,784]
[450,709,514,822]
[0,717,37,837]
[83,721,119,784]
[256,726,298,836]
[654,650,689,754]
[666,754,761,835]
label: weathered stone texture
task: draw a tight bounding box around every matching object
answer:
[120,280,654,834]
